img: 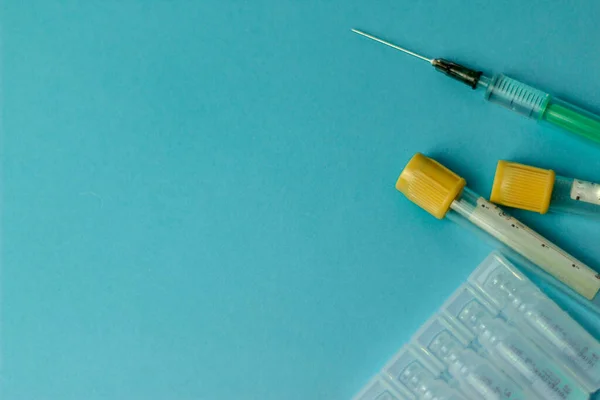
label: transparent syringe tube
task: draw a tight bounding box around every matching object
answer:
[490,160,600,216]
[396,153,600,316]
[477,75,600,145]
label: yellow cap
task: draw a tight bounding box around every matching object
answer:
[396,153,466,219]
[490,161,555,214]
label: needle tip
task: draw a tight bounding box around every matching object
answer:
[349,28,432,63]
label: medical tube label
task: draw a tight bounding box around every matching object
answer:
[469,198,600,300]
[570,179,600,206]
[465,363,528,400]
[533,309,600,372]
[496,341,582,400]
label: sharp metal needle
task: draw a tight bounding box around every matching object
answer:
[351,29,433,64]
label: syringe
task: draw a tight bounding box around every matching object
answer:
[352,29,600,146]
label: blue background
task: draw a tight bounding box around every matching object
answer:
[3,1,600,399]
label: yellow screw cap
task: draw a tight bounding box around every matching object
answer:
[490,161,555,214]
[396,153,466,219]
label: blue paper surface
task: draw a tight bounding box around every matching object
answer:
[2,1,600,399]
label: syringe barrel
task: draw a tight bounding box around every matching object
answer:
[542,98,600,144]
[483,74,550,119]
[481,74,600,145]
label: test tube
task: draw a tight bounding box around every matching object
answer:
[490,160,600,216]
[395,153,600,311]
[479,75,600,146]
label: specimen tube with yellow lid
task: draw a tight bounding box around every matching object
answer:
[396,153,600,313]
[491,160,600,216]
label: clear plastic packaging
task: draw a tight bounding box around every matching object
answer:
[441,287,589,400]
[411,317,535,399]
[354,252,599,400]
[469,254,600,392]
[383,346,468,400]
[353,376,415,400]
